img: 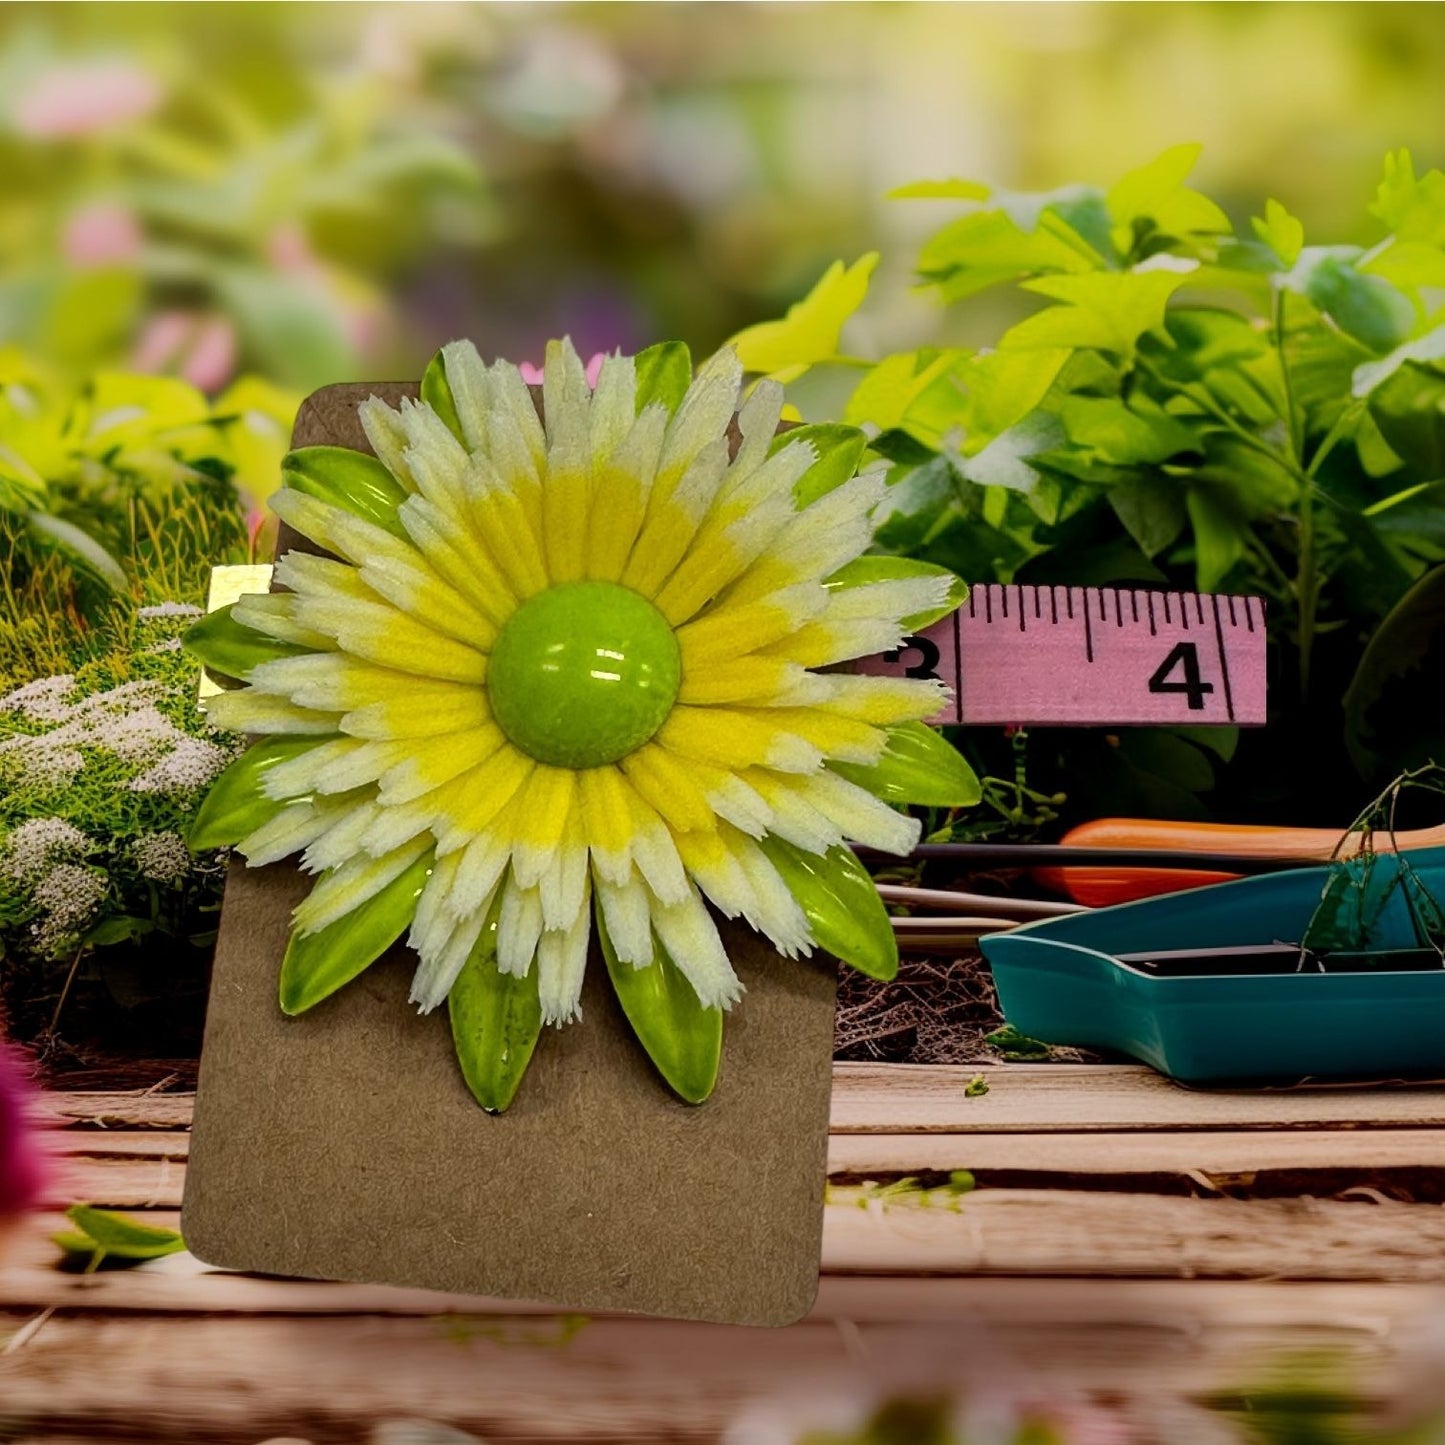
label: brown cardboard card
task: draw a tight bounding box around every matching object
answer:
[181,382,840,1327]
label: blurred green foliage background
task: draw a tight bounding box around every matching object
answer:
[4,1,1444,390]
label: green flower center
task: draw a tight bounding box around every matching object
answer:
[488,580,682,770]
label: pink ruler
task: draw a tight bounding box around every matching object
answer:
[859,584,1268,728]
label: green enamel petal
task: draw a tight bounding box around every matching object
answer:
[280,446,409,538]
[824,556,968,630]
[757,837,898,982]
[634,341,692,415]
[599,914,722,1104]
[774,423,868,506]
[832,721,982,809]
[448,908,544,1114]
[183,603,308,682]
[279,852,433,1015]
[188,736,326,850]
[420,349,465,442]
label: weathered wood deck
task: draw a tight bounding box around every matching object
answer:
[4,1063,1445,1441]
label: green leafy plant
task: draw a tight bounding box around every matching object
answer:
[736,147,1445,826]
[52,1203,185,1271]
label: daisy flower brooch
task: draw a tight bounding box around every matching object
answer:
[187,340,978,1110]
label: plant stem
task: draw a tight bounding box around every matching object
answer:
[1274,286,1314,700]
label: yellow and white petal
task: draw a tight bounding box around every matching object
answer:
[377,726,506,806]
[439,340,493,451]
[723,828,813,957]
[758,614,908,670]
[230,593,336,651]
[718,377,786,495]
[204,689,339,736]
[733,705,887,765]
[291,595,487,684]
[674,582,828,670]
[802,673,948,726]
[272,550,376,603]
[431,745,535,855]
[584,410,663,583]
[398,396,472,518]
[448,824,515,921]
[460,456,550,599]
[261,737,368,801]
[656,348,741,498]
[737,770,841,854]
[657,705,823,775]
[674,827,756,925]
[292,836,431,936]
[619,742,717,836]
[411,904,492,1014]
[358,396,416,491]
[576,763,635,885]
[536,879,592,1025]
[396,494,518,626]
[497,873,545,978]
[302,798,386,874]
[306,739,415,796]
[620,438,729,599]
[537,800,589,931]
[541,339,594,583]
[618,777,689,904]
[358,789,451,857]
[588,352,635,467]
[648,879,742,1011]
[820,575,955,629]
[594,868,653,967]
[236,800,343,867]
[507,765,577,889]
[486,359,548,475]
[249,654,429,713]
[676,655,809,708]
[798,768,922,855]
[341,686,491,741]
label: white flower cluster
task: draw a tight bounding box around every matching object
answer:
[130,831,193,882]
[0,816,93,885]
[29,862,108,957]
[137,602,204,620]
[0,676,234,796]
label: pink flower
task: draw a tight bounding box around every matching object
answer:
[519,353,607,387]
[12,60,162,139]
[62,201,144,269]
[131,312,238,393]
[0,1046,45,1222]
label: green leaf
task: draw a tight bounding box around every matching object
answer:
[730,254,878,379]
[1185,483,1250,591]
[599,916,722,1105]
[1004,271,1190,358]
[448,910,543,1114]
[1251,199,1305,266]
[420,350,464,442]
[824,555,967,630]
[844,350,969,437]
[279,852,433,1014]
[1370,148,1445,246]
[917,211,1097,303]
[985,1024,1052,1061]
[1109,476,1188,557]
[188,736,326,850]
[775,423,867,506]
[1285,249,1414,354]
[958,412,1065,494]
[84,916,154,947]
[58,1205,185,1263]
[756,838,898,982]
[1106,144,1231,242]
[1057,394,1198,467]
[184,603,308,682]
[1367,362,1445,477]
[831,721,981,809]
[634,341,692,415]
[24,511,127,590]
[1344,564,1445,781]
[1352,326,1445,398]
[871,456,959,553]
[888,178,992,202]
[280,446,409,538]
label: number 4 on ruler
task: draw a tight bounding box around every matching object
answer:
[858,584,1268,728]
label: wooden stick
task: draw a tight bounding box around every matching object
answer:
[878,884,1084,918]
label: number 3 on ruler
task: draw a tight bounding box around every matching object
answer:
[1147,641,1215,712]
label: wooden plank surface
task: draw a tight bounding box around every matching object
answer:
[44,1129,1445,1212]
[0,1305,1419,1442]
[40,1066,1445,1136]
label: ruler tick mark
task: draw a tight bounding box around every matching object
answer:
[1033,586,1042,620]
[1049,586,1059,624]
[1244,597,1256,633]
[1066,589,1075,620]
[1210,593,1236,723]
[1146,593,1157,636]
[1083,591,1095,664]
[984,587,993,624]
[1227,594,1237,626]
[1130,589,1139,624]
[1162,593,1172,625]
